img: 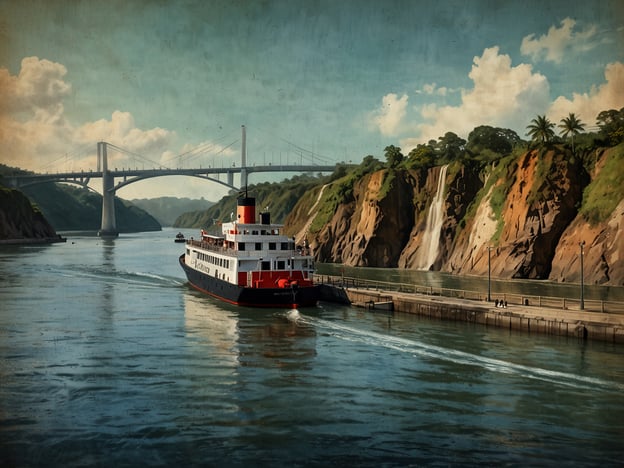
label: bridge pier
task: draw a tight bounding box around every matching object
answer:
[97,142,119,238]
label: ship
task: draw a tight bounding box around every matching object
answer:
[178,125,319,308]
[179,193,319,308]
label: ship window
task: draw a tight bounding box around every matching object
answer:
[252,230,258,235]
[238,242,245,251]
[269,242,276,250]
[277,260,285,270]
[261,261,271,271]
[281,242,289,250]
[261,230,267,235]
[255,242,262,250]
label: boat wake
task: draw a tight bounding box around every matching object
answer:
[61,265,184,288]
[298,315,624,393]
[285,309,302,323]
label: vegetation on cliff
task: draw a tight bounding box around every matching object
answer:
[173,174,325,230]
[578,143,624,225]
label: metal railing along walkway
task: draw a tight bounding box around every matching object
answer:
[315,274,624,315]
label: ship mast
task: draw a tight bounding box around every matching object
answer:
[240,125,248,194]
[241,125,246,168]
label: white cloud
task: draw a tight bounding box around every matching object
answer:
[548,61,624,127]
[75,111,176,166]
[521,17,598,63]
[418,83,450,97]
[370,93,408,136]
[0,56,71,119]
[400,47,550,149]
[0,57,177,172]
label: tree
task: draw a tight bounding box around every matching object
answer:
[434,132,466,162]
[596,108,624,145]
[384,145,404,168]
[526,115,556,146]
[558,113,585,154]
[406,144,435,168]
[466,125,521,156]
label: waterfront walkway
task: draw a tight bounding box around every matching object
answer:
[316,275,624,344]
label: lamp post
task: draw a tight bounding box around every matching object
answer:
[579,241,585,310]
[487,246,492,302]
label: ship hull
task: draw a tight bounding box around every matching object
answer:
[179,254,319,308]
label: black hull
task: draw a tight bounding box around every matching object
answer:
[179,254,319,308]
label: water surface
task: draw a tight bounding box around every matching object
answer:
[1,229,623,466]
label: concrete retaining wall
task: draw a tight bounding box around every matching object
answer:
[342,288,624,344]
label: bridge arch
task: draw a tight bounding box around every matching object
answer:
[111,173,238,193]
[11,177,92,190]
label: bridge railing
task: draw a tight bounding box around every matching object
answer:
[315,274,624,315]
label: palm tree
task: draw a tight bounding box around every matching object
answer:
[526,115,556,146]
[558,113,585,154]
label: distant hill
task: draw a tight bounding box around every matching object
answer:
[20,183,161,233]
[130,197,214,226]
[173,174,325,230]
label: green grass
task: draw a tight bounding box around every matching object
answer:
[579,143,624,225]
[454,153,516,244]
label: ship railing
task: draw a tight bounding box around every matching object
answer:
[187,239,228,254]
[187,239,313,258]
[315,274,624,315]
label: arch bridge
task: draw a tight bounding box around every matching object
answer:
[6,129,339,237]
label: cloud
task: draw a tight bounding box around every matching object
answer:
[521,18,598,63]
[75,111,176,167]
[0,57,177,171]
[417,83,452,97]
[400,47,549,149]
[0,56,71,120]
[370,93,408,136]
[548,61,624,127]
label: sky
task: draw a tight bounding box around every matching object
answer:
[1,0,623,200]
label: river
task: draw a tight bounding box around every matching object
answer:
[1,228,623,466]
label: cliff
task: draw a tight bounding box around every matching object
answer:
[0,187,63,243]
[285,143,624,286]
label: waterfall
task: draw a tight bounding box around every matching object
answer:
[415,164,448,270]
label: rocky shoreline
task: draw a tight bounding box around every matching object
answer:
[0,235,66,245]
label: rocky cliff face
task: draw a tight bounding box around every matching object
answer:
[313,170,415,267]
[0,188,60,241]
[289,143,624,286]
